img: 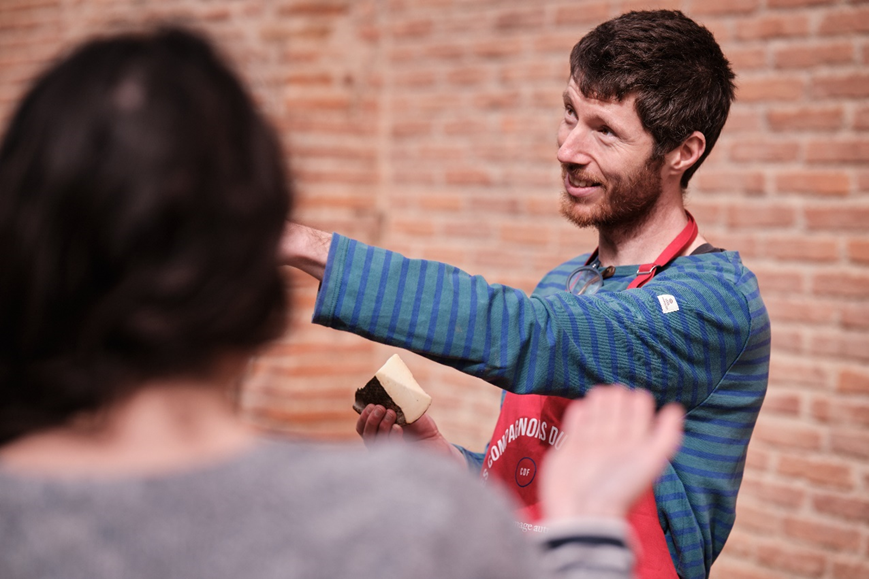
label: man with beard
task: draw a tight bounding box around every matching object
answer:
[283,10,770,579]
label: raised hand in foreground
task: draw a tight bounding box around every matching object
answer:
[540,385,684,523]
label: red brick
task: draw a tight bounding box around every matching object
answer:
[391,217,436,238]
[783,516,862,551]
[472,248,530,270]
[417,193,464,212]
[833,561,869,579]
[764,297,839,326]
[392,167,436,185]
[442,219,494,239]
[818,7,869,35]
[858,170,869,193]
[812,397,832,422]
[838,368,869,395]
[756,543,826,578]
[768,106,844,132]
[736,14,810,40]
[466,194,522,217]
[751,265,808,294]
[778,455,855,489]
[812,493,869,523]
[532,31,585,55]
[715,529,756,559]
[499,222,551,247]
[277,2,350,16]
[419,246,470,268]
[811,271,869,298]
[809,331,869,363]
[690,0,761,15]
[827,400,869,427]
[774,41,855,69]
[300,193,377,211]
[293,167,377,186]
[831,429,869,459]
[724,108,765,132]
[769,355,831,386]
[741,477,806,508]
[419,41,467,61]
[840,303,869,330]
[765,235,839,262]
[444,168,492,186]
[813,73,869,99]
[0,0,61,10]
[806,138,869,164]
[768,0,838,6]
[390,18,434,38]
[737,503,783,533]
[441,118,488,136]
[285,94,353,111]
[393,68,437,87]
[472,39,524,59]
[474,89,522,109]
[552,2,611,25]
[759,390,802,416]
[753,417,823,450]
[776,171,850,196]
[806,205,869,231]
[726,46,768,71]
[858,106,869,131]
[738,76,805,102]
[730,139,800,162]
[693,170,765,193]
[746,445,772,471]
[726,203,796,228]
[494,7,545,30]
[709,560,786,579]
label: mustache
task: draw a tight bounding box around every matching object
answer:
[561,164,603,185]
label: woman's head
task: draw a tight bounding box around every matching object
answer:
[0,27,291,442]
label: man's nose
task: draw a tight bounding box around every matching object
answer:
[557,125,593,166]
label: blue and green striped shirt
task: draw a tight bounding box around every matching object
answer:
[313,234,770,579]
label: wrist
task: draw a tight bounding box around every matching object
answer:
[281,223,332,280]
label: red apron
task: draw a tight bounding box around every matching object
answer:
[480,212,699,578]
[481,392,678,579]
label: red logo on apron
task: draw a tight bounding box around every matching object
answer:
[482,392,678,579]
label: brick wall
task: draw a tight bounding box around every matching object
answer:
[1,1,866,577]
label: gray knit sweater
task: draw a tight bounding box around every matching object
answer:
[0,440,633,579]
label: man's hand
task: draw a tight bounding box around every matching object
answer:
[540,385,684,522]
[279,222,332,280]
[355,404,466,465]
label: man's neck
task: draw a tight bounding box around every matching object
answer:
[595,201,707,267]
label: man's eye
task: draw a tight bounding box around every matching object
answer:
[564,105,576,119]
[599,125,614,136]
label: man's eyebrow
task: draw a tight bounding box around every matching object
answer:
[562,90,571,102]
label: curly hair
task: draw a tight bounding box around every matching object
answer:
[0,27,291,443]
[570,10,736,188]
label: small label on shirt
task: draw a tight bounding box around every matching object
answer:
[658,294,679,313]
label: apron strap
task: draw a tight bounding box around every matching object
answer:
[583,211,698,289]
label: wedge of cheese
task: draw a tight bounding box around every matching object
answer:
[353,354,432,425]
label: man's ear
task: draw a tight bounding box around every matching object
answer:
[665,131,706,176]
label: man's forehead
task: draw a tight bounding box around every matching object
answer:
[563,80,639,115]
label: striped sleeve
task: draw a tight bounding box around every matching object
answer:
[314,234,756,408]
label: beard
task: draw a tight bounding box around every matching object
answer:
[560,155,664,237]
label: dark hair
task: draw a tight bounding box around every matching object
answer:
[570,10,735,188]
[0,27,291,443]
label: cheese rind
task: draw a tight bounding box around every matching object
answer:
[353,354,431,425]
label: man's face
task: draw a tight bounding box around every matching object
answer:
[557,79,663,234]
